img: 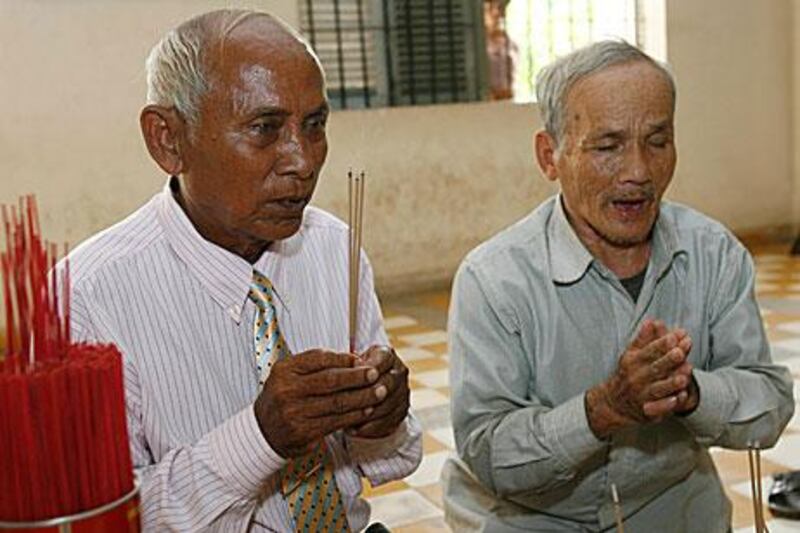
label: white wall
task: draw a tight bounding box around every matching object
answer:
[0,0,794,294]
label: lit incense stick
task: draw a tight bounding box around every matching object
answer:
[747,444,769,533]
[611,483,625,533]
[348,170,366,353]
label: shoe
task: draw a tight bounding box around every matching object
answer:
[768,470,800,519]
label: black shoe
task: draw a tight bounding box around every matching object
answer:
[769,470,800,519]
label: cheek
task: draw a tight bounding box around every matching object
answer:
[589,154,623,180]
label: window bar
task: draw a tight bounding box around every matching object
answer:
[445,0,459,101]
[382,0,396,105]
[525,0,534,97]
[404,0,417,104]
[470,3,482,100]
[428,1,438,103]
[304,0,317,50]
[355,0,371,107]
[569,0,575,48]
[546,0,554,60]
[503,10,512,94]
[332,0,348,109]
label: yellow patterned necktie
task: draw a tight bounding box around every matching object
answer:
[249,270,351,533]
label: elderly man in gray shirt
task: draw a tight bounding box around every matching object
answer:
[442,40,795,532]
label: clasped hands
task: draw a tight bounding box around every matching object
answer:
[254,345,410,458]
[586,319,699,439]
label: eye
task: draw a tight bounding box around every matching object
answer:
[648,135,670,148]
[303,114,328,139]
[594,144,619,153]
[251,120,281,137]
[304,114,328,131]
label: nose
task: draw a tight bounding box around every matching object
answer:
[275,124,319,180]
[621,143,650,185]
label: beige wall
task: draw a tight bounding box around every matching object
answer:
[0,0,795,293]
[665,0,793,232]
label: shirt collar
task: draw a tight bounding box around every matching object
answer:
[547,195,594,284]
[547,195,686,284]
[157,178,280,324]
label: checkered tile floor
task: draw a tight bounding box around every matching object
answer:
[366,249,800,532]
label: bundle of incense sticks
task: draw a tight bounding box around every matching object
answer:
[747,444,769,533]
[0,196,133,523]
[348,170,366,353]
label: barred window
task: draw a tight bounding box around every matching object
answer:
[299,0,488,109]
[298,0,666,109]
[501,0,666,102]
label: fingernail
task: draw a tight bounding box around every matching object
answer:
[375,385,387,400]
[366,368,379,382]
[364,407,374,416]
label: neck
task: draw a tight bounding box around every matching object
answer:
[171,178,270,264]
[585,239,651,279]
[562,205,652,279]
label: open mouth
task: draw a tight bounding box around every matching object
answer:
[267,196,311,218]
[611,198,649,217]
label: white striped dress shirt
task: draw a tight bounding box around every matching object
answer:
[65,181,423,532]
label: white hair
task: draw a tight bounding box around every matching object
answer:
[535,40,676,144]
[145,9,313,126]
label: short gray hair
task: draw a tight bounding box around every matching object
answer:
[145,9,295,125]
[535,40,676,143]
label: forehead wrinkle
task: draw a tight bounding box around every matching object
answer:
[230,63,279,116]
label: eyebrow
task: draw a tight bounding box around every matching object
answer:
[586,119,673,142]
[245,102,330,120]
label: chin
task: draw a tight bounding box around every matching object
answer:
[263,219,304,242]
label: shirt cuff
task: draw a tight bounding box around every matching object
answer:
[677,369,735,444]
[346,419,410,460]
[541,394,606,471]
[207,405,287,497]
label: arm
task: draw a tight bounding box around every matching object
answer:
[70,286,284,531]
[345,255,423,486]
[449,263,605,498]
[677,243,795,448]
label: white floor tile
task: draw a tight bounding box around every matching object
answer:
[367,489,443,528]
[772,338,800,355]
[396,347,436,362]
[429,427,456,449]
[414,369,449,388]
[399,330,449,347]
[762,434,800,469]
[729,475,772,499]
[783,357,800,376]
[410,388,450,410]
[788,410,800,432]
[384,315,418,330]
[776,322,800,335]
[404,451,453,487]
[735,519,800,533]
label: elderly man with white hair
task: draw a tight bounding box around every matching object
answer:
[443,40,794,532]
[64,9,421,532]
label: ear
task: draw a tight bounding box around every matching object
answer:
[534,130,560,182]
[140,105,187,176]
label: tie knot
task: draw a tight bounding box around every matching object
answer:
[249,270,276,310]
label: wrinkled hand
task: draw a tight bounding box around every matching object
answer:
[586,319,695,438]
[254,350,387,458]
[348,345,410,439]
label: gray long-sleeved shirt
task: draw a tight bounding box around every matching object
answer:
[444,196,795,532]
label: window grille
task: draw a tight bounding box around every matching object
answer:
[504,0,665,102]
[299,0,488,109]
